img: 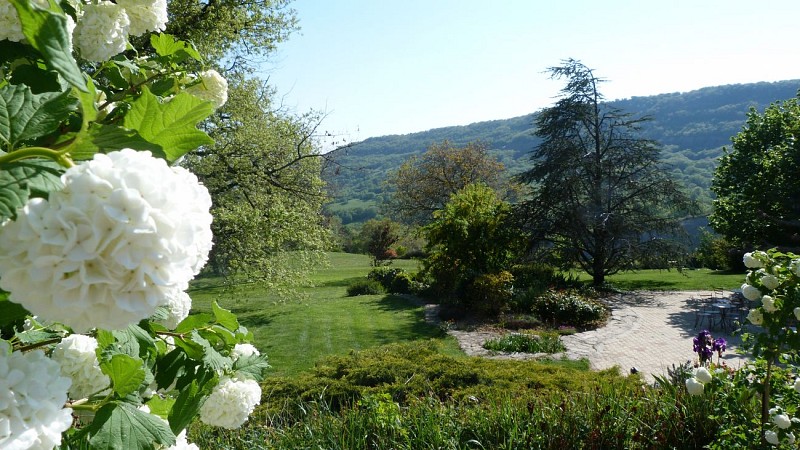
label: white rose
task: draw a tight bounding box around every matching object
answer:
[743,252,764,268]
[761,295,778,313]
[685,377,704,396]
[747,308,764,326]
[185,69,229,109]
[74,2,130,62]
[761,274,780,291]
[765,430,780,445]
[199,377,261,429]
[0,344,73,450]
[116,0,168,36]
[773,413,792,429]
[693,367,713,384]
[0,150,213,332]
[51,334,110,400]
[741,283,762,301]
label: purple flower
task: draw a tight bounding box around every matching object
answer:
[693,330,718,364]
[712,338,727,356]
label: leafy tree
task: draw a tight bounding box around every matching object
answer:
[709,97,800,249]
[422,184,525,305]
[184,76,330,286]
[357,219,402,265]
[516,59,696,286]
[385,140,517,225]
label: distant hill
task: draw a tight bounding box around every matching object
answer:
[323,80,800,226]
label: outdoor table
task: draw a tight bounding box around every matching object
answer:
[712,302,733,331]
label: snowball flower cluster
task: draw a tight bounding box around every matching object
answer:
[685,366,713,396]
[743,251,766,269]
[0,0,48,43]
[51,334,110,400]
[760,272,780,291]
[231,343,260,360]
[157,288,193,330]
[199,377,262,429]
[0,343,73,450]
[74,2,131,62]
[747,308,764,325]
[741,283,761,301]
[0,149,213,332]
[761,295,778,313]
[185,70,229,109]
[116,0,168,36]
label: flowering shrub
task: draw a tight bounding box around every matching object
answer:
[685,250,800,448]
[0,2,266,449]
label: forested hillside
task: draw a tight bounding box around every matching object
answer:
[323,80,800,225]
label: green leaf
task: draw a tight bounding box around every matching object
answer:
[14,328,61,345]
[145,396,175,419]
[101,354,146,398]
[150,34,201,61]
[192,330,232,373]
[0,297,30,330]
[0,84,77,149]
[153,348,188,391]
[168,369,216,434]
[95,329,116,350]
[0,159,63,221]
[233,354,271,382]
[11,0,86,91]
[9,64,60,94]
[173,313,213,334]
[88,402,175,450]
[212,300,239,331]
[67,123,166,161]
[123,88,214,162]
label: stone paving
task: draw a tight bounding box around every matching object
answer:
[429,290,751,382]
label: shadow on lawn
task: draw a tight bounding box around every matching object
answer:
[606,279,680,291]
[319,276,366,288]
[366,294,447,341]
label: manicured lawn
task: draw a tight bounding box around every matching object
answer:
[572,268,746,291]
[188,253,460,377]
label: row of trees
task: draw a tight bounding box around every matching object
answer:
[377,59,799,303]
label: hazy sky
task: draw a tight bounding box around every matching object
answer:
[265,1,800,147]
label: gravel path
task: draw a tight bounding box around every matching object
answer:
[427,291,750,381]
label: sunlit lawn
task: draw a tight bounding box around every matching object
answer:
[188,253,461,377]
[571,268,746,291]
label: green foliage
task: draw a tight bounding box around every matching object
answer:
[483,331,565,354]
[183,78,329,286]
[532,290,610,328]
[692,229,737,270]
[346,279,385,296]
[710,96,800,248]
[516,59,697,286]
[466,271,515,317]
[356,218,402,265]
[422,183,525,306]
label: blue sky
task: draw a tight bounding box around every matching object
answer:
[264,1,800,148]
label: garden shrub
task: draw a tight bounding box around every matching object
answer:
[389,271,415,294]
[483,332,565,354]
[346,279,385,296]
[466,271,514,316]
[367,267,405,289]
[533,290,609,328]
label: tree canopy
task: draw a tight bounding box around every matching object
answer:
[516,59,696,285]
[384,140,515,225]
[710,97,800,250]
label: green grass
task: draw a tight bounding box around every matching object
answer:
[188,253,459,377]
[571,268,745,291]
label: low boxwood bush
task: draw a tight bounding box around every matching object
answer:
[346,279,385,296]
[483,331,565,354]
[533,290,609,328]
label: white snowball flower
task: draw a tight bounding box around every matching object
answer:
[231,343,260,360]
[765,430,780,445]
[761,295,778,313]
[788,432,796,445]
[0,343,73,450]
[747,308,764,326]
[156,288,192,330]
[199,377,261,429]
[741,283,762,301]
[761,273,780,291]
[51,334,110,400]
[743,252,764,269]
[74,2,130,62]
[693,367,713,384]
[792,260,800,277]
[185,70,229,109]
[116,0,168,36]
[0,149,213,332]
[773,413,792,429]
[167,429,199,450]
[0,0,48,43]
[685,377,704,396]
[794,378,800,394]
[795,307,800,322]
